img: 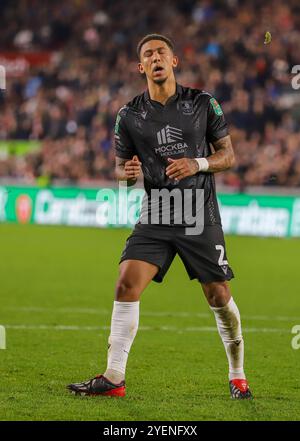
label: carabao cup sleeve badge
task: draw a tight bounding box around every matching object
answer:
[209,97,223,116]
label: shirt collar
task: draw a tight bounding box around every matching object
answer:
[144,83,182,106]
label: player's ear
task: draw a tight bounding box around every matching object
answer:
[138,63,145,74]
[172,55,179,68]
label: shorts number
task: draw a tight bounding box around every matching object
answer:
[215,245,228,266]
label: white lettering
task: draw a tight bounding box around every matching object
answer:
[291,65,300,90]
[0,326,6,349]
[291,325,300,350]
[0,65,6,89]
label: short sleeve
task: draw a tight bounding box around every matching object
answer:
[206,96,229,143]
[114,106,137,159]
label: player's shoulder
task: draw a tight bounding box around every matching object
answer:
[117,92,145,117]
[180,85,214,104]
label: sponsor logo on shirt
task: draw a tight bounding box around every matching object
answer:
[155,125,188,157]
[157,125,183,145]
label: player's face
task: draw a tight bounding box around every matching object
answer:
[138,40,178,84]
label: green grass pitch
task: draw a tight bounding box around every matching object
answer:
[0,223,300,421]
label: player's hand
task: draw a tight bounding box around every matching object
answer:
[165,158,199,181]
[124,155,142,179]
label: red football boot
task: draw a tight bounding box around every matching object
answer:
[229,379,253,399]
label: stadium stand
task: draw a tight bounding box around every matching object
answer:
[0,0,300,189]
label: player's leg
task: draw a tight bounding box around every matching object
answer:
[67,259,158,397]
[104,259,159,384]
[201,281,245,378]
[201,280,252,399]
[115,258,159,301]
[175,226,252,398]
[67,224,175,396]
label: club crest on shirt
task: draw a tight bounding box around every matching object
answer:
[181,100,194,115]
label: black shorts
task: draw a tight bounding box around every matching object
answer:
[119,223,234,283]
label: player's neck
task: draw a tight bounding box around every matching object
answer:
[147,77,176,105]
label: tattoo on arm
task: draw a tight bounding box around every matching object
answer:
[207,135,235,173]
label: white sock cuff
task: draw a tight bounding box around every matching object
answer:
[112,301,140,316]
[113,300,140,308]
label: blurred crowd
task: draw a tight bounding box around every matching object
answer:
[0,0,300,188]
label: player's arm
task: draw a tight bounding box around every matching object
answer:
[114,106,141,185]
[203,96,235,173]
[165,137,235,180]
[204,134,235,173]
[115,155,142,186]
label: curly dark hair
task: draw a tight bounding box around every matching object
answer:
[136,33,174,58]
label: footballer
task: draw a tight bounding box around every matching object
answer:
[68,34,252,399]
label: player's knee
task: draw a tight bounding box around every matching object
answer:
[201,281,231,307]
[115,277,140,301]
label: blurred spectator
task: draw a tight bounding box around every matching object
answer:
[0,0,300,189]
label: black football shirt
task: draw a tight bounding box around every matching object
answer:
[114,83,229,226]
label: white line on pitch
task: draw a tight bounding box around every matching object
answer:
[3,324,290,333]
[3,306,300,322]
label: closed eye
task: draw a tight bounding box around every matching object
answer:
[143,50,153,57]
[143,47,167,58]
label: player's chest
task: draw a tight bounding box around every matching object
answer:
[130,103,207,149]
